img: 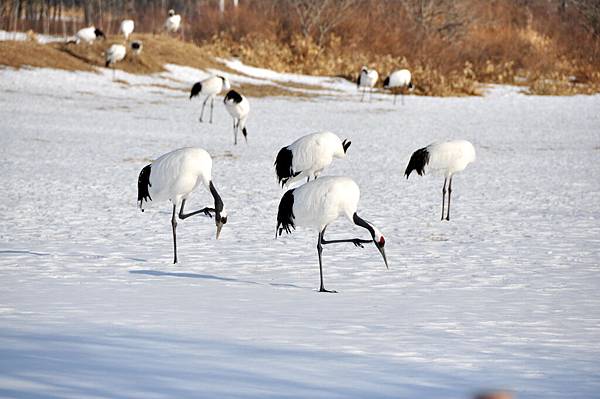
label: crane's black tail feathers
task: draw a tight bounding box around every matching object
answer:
[383,76,390,89]
[405,147,429,178]
[137,164,152,211]
[274,146,296,187]
[342,139,352,153]
[276,189,295,238]
[190,82,202,99]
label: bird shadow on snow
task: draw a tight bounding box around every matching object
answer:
[129,269,305,289]
[0,326,467,399]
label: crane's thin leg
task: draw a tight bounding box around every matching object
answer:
[361,87,365,102]
[210,97,214,124]
[317,229,336,293]
[370,87,373,102]
[320,226,371,247]
[234,119,238,145]
[171,204,178,264]
[446,176,453,221]
[199,97,209,123]
[393,93,397,105]
[441,177,447,221]
[306,176,310,183]
[178,199,214,220]
[401,93,405,106]
[112,65,116,81]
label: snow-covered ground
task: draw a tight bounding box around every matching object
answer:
[1,64,599,399]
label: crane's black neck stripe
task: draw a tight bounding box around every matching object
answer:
[274,146,295,187]
[190,82,202,99]
[276,189,295,237]
[342,139,351,153]
[131,41,141,49]
[383,76,390,88]
[353,213,375,238]
[404,147,430,178]
[137,164,152,210]
[209,181,224,214]
[224,90,243,104]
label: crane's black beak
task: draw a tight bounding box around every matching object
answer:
[374,239,388,269]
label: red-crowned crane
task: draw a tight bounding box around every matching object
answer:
[276,176,388,293]
[224,89,250,145]
[274,132,351,187]
[383,69,413,105]
[72,26,105,44]
[165,9,181,34]
[405,140,476,221]
[120,19,134,41]
[357,66,378,102]
[105,44,126,80]
[190,75,231,124]
[137,147,228,264]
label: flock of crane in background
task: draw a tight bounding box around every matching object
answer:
[68,8,476,292]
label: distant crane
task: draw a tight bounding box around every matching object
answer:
[190,75,231,124]
[383,69,413,105]
[105,43,126,80]
[130,41,143,56]
[357,66,378,102]
[405,140,476,221]
[274,132,351,187]
[276,176,388,293]
[120,19,134,41]
[137,147,228,264]
[165,9,182,34]
[224,89,250,145]
[72,26,105,44]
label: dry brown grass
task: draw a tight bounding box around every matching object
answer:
[0,40,94,71]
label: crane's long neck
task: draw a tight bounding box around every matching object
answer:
[209,181,224,215]
[352,213,375,237]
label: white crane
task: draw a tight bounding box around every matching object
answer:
[405,140,476,221]
[276,176,388,293]
[137,147,228,264]
[357,66,378,102]
[72,26,105,44]
[383,69,413,105]
[223,89,250,145]
[190,75,231,124]
[165,9,182,34]
[120,19,135,41]
[105,43,126,80]
[274,132,351,187]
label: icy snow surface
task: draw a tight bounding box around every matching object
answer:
[1,64,599,399]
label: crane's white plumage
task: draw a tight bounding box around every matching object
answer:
[120,19,134,40]
[74,26,104,44]
[224,90,250,145]
[105,44,126,67]
[276,176,388,292]
[357,66,379,102]
[137,147,228,263]
[274,132,351,187]
[405,140,476,220]
[165,9,181,33]
[383,69,413,104]
[190,75,231,123]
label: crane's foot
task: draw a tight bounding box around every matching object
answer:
[318,287,337,293]
[199,117,203,123]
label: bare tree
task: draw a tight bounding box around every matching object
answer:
[285,0,358,45]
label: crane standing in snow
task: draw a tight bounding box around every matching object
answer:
[357,66,379,102]
[120,19,134,41]
[224,90,250,145]
[405,140,476,221]
[165,9,181,34]
[274,132,351,187]
[190,75,231,124]
[276,176,388,293]
[105,43,126,80]
[383,69,413,105]
[137,147,228,264]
